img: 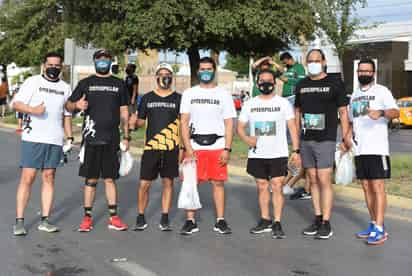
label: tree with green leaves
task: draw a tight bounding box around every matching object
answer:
[0,0,66,66]
[224,54,250,76]
[312,0,369,79]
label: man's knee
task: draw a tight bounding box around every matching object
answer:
[85,179,98,188]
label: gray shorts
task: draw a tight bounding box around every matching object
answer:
[20,141,63,169]
[301,140,336,169]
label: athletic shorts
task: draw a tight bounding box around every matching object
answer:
[247,157,288,180]
[20,141,63,169]
[140,150,179,180]
[0,97,6,105]
[195,149,228,183]
[79,143,120,180]
[301,140,335,169]
[355,155,391,180]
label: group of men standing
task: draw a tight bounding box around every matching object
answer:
[11,48,399,246]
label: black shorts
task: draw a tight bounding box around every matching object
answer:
[0,97,6,105]
[247,157,288,180]
[79,143,120,180]
[355,155,391,180]
[140,150,179,180]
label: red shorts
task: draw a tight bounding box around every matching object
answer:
[195,149,228,183]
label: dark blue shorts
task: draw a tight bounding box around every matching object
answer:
[20,141,63,169]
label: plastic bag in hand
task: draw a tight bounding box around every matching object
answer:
[335,149,356,185]
[178,159,202,210]
[119,150,134,177]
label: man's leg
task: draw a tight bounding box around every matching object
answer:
[212,180,225,219]
[40,169,56,218]
[256,179,271,220]
[84,178,98,211]
[361,180,376,222]
[270,177,285,222]
[16,168,37,219]
[138,179,152,214]
[306,168,321,216]
[370,179,386,228]
[161,178,174,214]
[105,178,128,231]
[316,168,334,221]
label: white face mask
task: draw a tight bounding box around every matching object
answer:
[307,62,323,76]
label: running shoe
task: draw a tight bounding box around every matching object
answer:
[180,220,199,235]
[213,219,232,235]
[78,216,93,232]
[250,219,272,234]
[108,216,128,231]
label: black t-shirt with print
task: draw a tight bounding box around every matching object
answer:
[69,75,130,144]
[125,74,139,99]
[138,91,181,151]
[294,75,349,142]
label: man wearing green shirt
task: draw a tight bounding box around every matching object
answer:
[279,52,306,98]
[251,57,280,97]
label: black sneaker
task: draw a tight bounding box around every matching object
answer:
[213,219,232,235]
[180,220,199,235]
[250,219,272,234]
[272,221,286,239]
[302,216,322,236]
[159,215,172,231]
[315,221,333,240]
[133,215,148,231]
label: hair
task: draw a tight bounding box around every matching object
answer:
[43,52,63,64]
[280,52,293,61]
[358,58,376,72]
[257,69,276,82]
[198,57,217,71]
[126,63,136,73]
[306,48,325,61]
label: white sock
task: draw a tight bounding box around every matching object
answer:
[375,225,384,232]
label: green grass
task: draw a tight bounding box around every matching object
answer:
[2,113,18,125]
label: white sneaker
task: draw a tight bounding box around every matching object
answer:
[282,185,295,195]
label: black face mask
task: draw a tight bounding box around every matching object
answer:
[358,75,374,85]
[157,76,173,89]
[45,67,61,79]
[125,69,133,75]
[258,82,275,95]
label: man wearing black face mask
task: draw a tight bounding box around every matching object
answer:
[134,63,182,231]
[237,69,301,239]
[66,49,130,233]
[12,52,73,236]
[345,59,399,245]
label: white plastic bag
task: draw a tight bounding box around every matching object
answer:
[335,149,355,185]
[119,150,134,177]
[78,144,85,164]
[178,159,202,210]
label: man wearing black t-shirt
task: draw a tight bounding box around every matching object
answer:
[125,63,139,131]
[294,49,350,239]
[66,49,130,232]
[133,63,181,232]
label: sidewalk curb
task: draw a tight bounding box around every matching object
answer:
[2,121,412,212]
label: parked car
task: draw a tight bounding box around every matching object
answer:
[397,97,412,126]
[233,95,242,111]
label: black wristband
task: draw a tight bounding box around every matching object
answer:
[179,146,186,151]
[67,137,74,142]
[123,136,131,141]
[292,149,300,154]
[224,147,232,153]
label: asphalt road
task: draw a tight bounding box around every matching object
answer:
[1,129,411,276]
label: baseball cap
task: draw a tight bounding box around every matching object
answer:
[155,63,173,74]
[93,49,112,60]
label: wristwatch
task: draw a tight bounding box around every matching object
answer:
[67,137,74,142]
[292,149,300,154]
[224,147,232,153]
[123,136,131,141]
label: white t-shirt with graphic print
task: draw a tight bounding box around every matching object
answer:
[239,95,295,159]
[180,85,237,150]
[14,75,72,146]
[349,84,398,156]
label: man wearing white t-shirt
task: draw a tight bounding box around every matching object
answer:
[238,69,301,239]
[12,52,73,236]
[345,59,399,245]
[180,57,236,235]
